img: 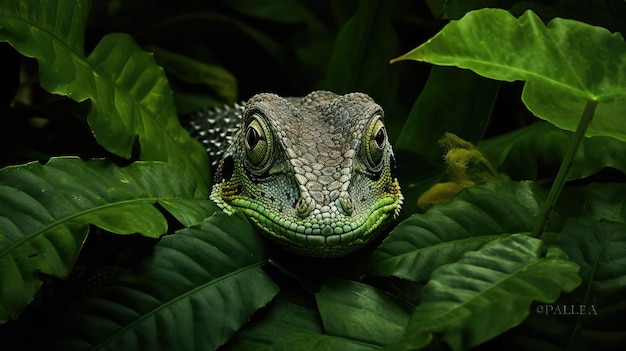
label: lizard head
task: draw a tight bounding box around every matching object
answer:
[210,91,403,257]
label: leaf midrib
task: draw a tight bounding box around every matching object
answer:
[420,247,551,332]
[0,196,185,261]
[425,53,592,99]
[1,11,194,168]
[92,260,269,351]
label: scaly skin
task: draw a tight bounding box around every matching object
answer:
[209,91,403,257]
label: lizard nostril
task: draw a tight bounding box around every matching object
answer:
[339,195,353,216]
[295,196,314,218]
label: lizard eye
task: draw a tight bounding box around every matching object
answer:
[244,114,273,173]
[364,115,387,170]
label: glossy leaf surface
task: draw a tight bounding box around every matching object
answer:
[52,213,278,350]
[391,235,581,351]
[369,181,545,282]
[393,8,626,141]
[0,158,213,323]
[0,0,210,186]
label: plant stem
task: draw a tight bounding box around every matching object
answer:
[531,100,599,238]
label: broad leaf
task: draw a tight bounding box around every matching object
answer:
[226,293,380,351]
[0,0,210,186]
[368,181,545,282]
[51,213,278,351]
[392,8,626,141]
[480,122,626,181]
[486,217,626,350]
[390,235,581,351]
[315,279,413,347]
[0,157,214,323]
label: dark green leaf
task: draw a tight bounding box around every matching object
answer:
[151,46,238,104]
[394,66,498,161]
[223,0,334,81]
[226,293,380,351]
[393,8,626,141]
[316,279,413,346]
[556,183,626,224]
[480,122,626,181]
[223,0,324,25]
[391,235,581,351]
[51,213,278,350]
[137,12,286,62]
[0,1,210,186]
[555,218,626,349]
[0,157,213,323]
[324,0,401,116]
[368,181,545,282]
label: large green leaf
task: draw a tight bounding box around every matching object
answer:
[51,212,278,350]
[0,0,209,186]
[486,216,626,350]
[0,157,214,324]
[392,8,626,141]
[389,235,581,351]
[480,121,626,181]
[368,181,545,282]
[226,293,381,351]
[315,279,413,347]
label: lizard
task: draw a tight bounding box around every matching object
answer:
[185,91,403,257]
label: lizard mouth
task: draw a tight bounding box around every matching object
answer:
[231,195,402,257]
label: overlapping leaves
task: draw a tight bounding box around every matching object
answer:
[388,235,581,351]
[51,213,278,350]
[480,122,626,181]
[226,280,413,351]
[0,157,214,323]
[0,0,209,186]
[368,181,546,282]
[392,8,626,141]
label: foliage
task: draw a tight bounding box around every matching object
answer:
[1,0,625,350]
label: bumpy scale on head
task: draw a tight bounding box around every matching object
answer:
[210,91,403,257]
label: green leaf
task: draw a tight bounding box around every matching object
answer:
[137,12,286,62]
[394,66,498,161]
[480,122,626,181]
[0,157,213,324]
[226,293,380,351]
[556,183,626,224]
[368,181,545,282]
[150,46,238,104]
[0,1,210,186]
[51,212,278,350]
[315,279,413,347]
[555,218,626,349]
[223,0,334,83]
[392,8,626,141]
[391,235,581,351]
[444,0,516,20]
[324,0,401,122]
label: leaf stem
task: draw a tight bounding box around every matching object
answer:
[531,100,599,237]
